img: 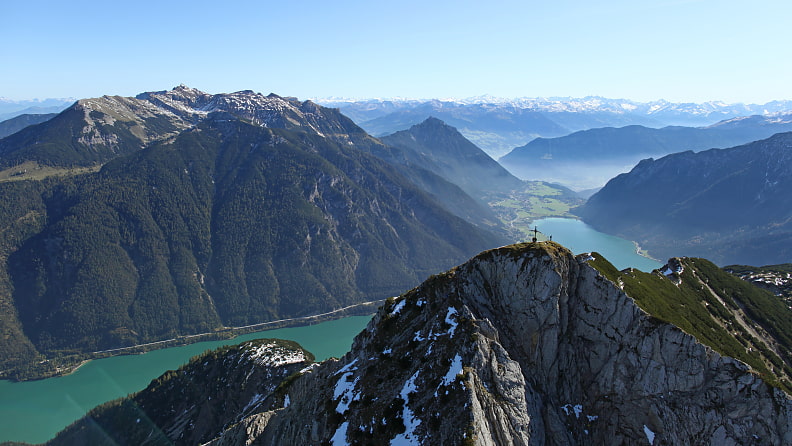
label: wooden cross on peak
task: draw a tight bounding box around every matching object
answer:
[531,226,539,243]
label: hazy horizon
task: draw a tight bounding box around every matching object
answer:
[4,89,792,107]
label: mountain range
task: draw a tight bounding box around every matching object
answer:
[499,114,792,189]
[0,113,58,139]
[574,131,792,266]
[318,96,792,158]
[0,86,509,379]
[0,98,73,122]
[379,117,526,199]
[45,242,792,445]
[346,117,508,233]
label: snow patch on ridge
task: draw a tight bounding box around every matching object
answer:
[390,299,406,316]
[391,371,422,445]
[444,307,459,337]
[441,354,463,387]
[561,404,584,418]
[330,421,350,445]
[644,425,656,444]
[247,342,306,367]
[334,359,361,414]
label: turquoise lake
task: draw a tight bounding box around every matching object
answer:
[0,315,373,444]
[532,217,664,272]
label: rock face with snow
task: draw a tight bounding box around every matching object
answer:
[48,242,792,445]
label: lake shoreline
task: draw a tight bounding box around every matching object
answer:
[530,217,663,272]
[1,314,376,445]
[633,240,663,265]
[4,299,385,383]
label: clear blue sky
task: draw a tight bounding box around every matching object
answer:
[2,0,791,103]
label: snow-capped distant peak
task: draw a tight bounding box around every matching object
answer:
[315,95,792,117]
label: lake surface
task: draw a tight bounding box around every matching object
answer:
[0,315,373,444]
[533,217,663,272]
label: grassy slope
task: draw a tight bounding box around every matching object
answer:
[589,254,792,393]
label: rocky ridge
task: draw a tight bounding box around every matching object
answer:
[46,338,313,445]
[725,263,792,303]
[48,243,792,445]
[0,85,374,170]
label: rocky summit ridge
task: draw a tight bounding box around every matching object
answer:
[48,242,792,445]
[0,85,371,170]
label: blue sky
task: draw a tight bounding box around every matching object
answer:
[2,0,791,103]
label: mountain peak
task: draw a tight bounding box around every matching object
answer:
[380,116,525,198]
[172,84,205,94]
[419,116,449,127]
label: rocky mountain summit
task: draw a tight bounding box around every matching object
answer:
[48,243,792,445]
[0,85,373,170]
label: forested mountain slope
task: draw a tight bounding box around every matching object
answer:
[0,88,507,379]
[575,132,792,265]
[378,118,583,236]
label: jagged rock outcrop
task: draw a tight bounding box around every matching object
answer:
[48,243,792,445]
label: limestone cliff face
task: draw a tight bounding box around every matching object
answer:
[451,245,792,445]
[48,242,792,445]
